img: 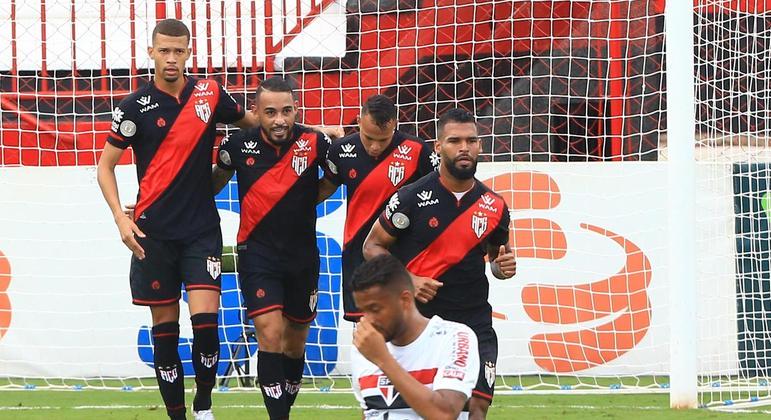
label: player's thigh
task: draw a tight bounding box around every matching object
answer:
[179,226,223,296]
[341,251,363,322]
[129,235,182,307]
[238,267,285,316]
[283,257,320,325]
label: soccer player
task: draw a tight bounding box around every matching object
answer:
[362,108,517,419]
[96,19,258,420]
[351,254,480,419]
[212,77,330,420]
[318,94,438,322]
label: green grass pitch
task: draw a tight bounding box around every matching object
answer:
[0,389,769,419]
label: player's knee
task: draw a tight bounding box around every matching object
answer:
[150,303,180,325]
[469,397,490,420]
[254,324,283,351]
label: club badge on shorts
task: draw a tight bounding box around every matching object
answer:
[309,289,319,312]
[484,361,496,388]
[206,257,221,279]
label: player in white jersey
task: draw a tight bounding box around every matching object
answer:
[351,254,480,420]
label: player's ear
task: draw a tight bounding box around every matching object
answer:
[400,289,413,308]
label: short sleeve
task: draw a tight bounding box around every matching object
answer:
[433,326,480,399]
[214,82,245,124]
[378,188,414,237]
[350,346,368,410]
[487,202,511,246]
[216,133,239,170]
[323,140,343,186]
[418,140,440,175]
[105,100,140,149]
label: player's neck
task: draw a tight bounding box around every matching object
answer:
[153,76,186,99]
[391,312,429,347]
[438,167,475,192]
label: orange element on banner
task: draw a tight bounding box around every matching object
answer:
[0,250,11,340]
[483,172,566,260]
[521,223,652,373]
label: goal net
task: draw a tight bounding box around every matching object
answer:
[0,0,767,408]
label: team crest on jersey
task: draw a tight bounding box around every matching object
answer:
[471,211,488,238]
[378,376,400,406]
[206,257,221,279]
[292,153,308,176]
[195,99,212,123]
[292,139,312,175]
[484,361,496,388]
[309,289,319,312]
[159,366,178,383]
[387,161,405,186]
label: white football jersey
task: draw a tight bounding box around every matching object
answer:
[352,316,480,420]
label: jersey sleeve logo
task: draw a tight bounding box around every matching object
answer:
[430,151,441,169]
[385,193,399,219]
[472,211,489,238]
[387,161,405,186]
[110,106,124,133]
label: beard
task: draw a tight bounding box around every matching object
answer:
[445,157,477,180]
[261,126,292,145]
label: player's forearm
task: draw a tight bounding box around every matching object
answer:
[96,162,125,221]
[362,241,390,261]
[211,165,234,194]
[377,357,459,420]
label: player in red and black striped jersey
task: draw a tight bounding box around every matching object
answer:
[212,77,330,420]
[97,20,257,420]
[362,108,517,420]
[317,95,438,322]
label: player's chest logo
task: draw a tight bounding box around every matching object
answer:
[472,211,489,239]
[291,139,312,176]
[194,99,212,123]
[377,375,400,406]
[387,161,405,186]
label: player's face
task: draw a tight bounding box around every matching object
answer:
[353,286,407,342]
[358,114,396,158]
[148,34,190,84]
[436,122,480,180]
[257,90,298,145]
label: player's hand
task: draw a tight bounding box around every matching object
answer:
[320,125,345,139]
[115,215,146,260]
[123,203,136,219]
[353,316,389,366]
[493,245,516,279]
[412,275,443,303]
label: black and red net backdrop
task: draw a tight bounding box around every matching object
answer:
[0,0,766,165]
